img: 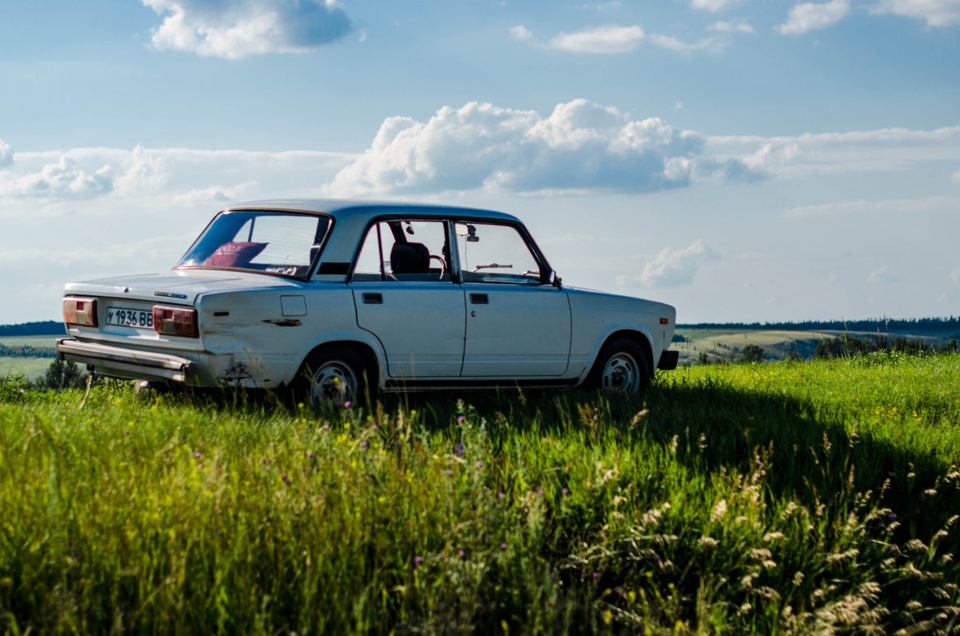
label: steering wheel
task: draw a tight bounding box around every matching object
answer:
[430,255,446,279]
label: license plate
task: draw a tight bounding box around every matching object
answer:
[106,306,154,329]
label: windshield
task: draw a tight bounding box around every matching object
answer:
[177,210,331,279]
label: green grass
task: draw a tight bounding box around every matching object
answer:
[1,355,959,633]
[0,357,54,381]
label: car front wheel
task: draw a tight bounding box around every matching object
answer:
[296,345,367,410]
[589,337,651,394]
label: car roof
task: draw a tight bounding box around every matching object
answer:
[226,199,521,223]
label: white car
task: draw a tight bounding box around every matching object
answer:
[57,200,678,405]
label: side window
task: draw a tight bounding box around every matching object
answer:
[456,223,542,284]
[352,219,451,282]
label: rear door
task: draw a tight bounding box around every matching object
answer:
[350,219,466,379]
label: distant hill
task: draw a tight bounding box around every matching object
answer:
[0,321,65,337]
[679,317,960,337]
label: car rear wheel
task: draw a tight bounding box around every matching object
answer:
[296,345,368,410]
[589,337,650,394]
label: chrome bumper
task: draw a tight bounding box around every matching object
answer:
[57,338,193,383]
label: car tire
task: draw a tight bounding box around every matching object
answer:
[588,337,651,394]
[295,345,371,410]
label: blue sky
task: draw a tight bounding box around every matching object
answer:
[1,0,959,324]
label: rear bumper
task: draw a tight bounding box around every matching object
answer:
[657,349,679,371]
[57,338,194,383]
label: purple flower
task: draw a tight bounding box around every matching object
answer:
[592,572,599,579]
[500,543,508,550]
[307,450,314,459]
[344,400,352,408]
[455,443,465,456]
[537,488,544,496]
[888,512,896,521]
[414,556,424,565]
[562,488,569,495]
[458,549,465,557]
[476,461,483,468]
[194,452,201,460]
[281,473,292,485]
[361,440,369,450]
[457,415,465,423]
[497,492,505,499]
[445,470,454,477]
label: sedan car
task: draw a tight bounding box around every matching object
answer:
[57,200,678,406]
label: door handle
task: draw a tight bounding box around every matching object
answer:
[362,293,383,304]
[469,293,489,305]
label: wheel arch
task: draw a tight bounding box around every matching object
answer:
[590,329,654,380]
[296,338,382,389]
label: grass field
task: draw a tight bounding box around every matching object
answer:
[0,336,58,381]
[1,354,959,633]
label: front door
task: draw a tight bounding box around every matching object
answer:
[454,221,571,377]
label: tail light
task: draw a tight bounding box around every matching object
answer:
[63,297,98,327]
[153,305,199,338]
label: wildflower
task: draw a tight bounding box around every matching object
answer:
[344,400,352,408]
[476,461,483,468]
[307,450,314,459]
[592,572,600,579]
[414,556,423,565]
[500,543,508,550]
[445,470,454,477]
[562,488,569,495]
[498,492,505,498]
[194,452,201,460]
[458,549,465,557]
[457,415,465,423]
[281,473,292,485]
[455,443,465,456]
[361,440,369,450]
[537,488,544,496]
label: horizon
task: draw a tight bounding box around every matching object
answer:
[2,0,958,324]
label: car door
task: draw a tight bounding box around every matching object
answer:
[350,219,466,379]
[455,221,571,377]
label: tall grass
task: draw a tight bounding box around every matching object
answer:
[1,354,959,633]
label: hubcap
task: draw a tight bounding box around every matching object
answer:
[308,360,357,408]
[601,353,640,393]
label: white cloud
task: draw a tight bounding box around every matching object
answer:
[868,266,901,284]
[870,0,960,26]
[114,145,168,195]
[0,156,113,199]
[546,25,645,54]
[0,235,188,267]
[142,0,354,59]
[783,195,960,217]
[325,99,753,196]
[0,139,12,169]
[510,25,534,42]
[648,34,725,53]
[691,0,739,10]
[952,170,960,183]
[777,0,850,34]
[619,240,715,287]
[709,125,960,178]
[710,19,755,33]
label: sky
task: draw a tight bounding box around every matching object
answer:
[1,0,959,325]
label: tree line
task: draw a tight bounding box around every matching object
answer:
[680,316,960,335]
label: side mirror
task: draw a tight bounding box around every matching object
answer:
[547,270,563,288]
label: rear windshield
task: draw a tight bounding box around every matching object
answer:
[177,210,331,279]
